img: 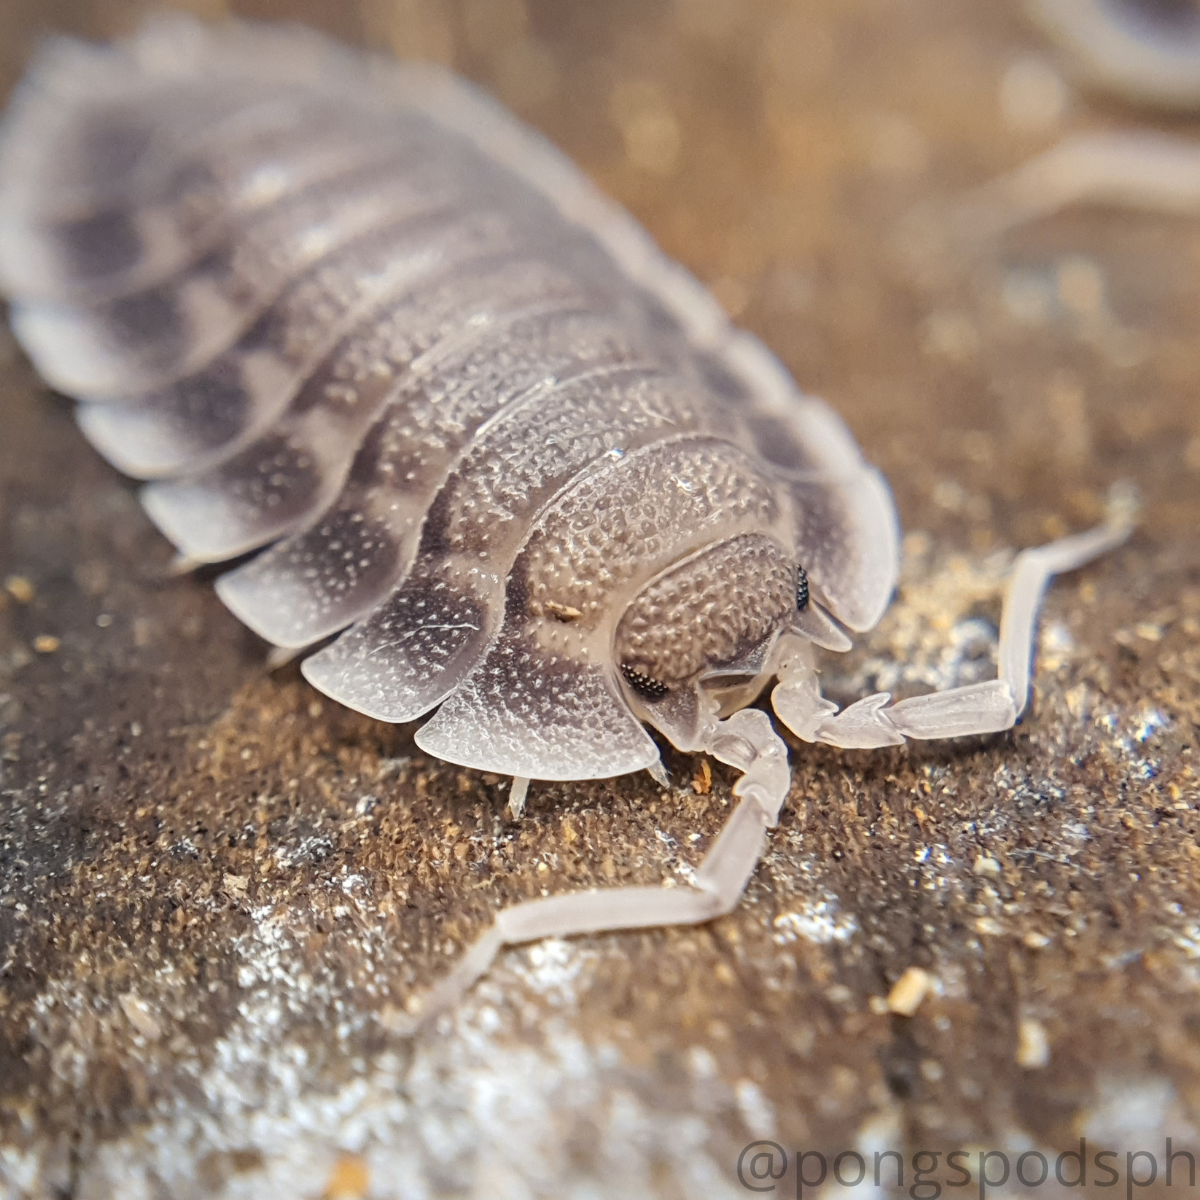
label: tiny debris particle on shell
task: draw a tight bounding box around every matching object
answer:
[32,635,60,654]
[692,758,712,794]
[887,967,933,1016]
[543,599,582,621]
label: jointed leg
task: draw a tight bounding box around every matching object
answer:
[1026,0,1200,112]
[506,775,531,819]
[954,132,1200,239]
[774,501,1135,750]
[394,708,790,1034]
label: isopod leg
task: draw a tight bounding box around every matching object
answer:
[774,497,1136,749]
[955,131,1200,238]
[994,512,1135,714]
[395,710,791,1034]
[506,776,531,819]
[1026,0,1200,111]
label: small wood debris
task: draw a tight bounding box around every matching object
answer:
[887,966,932,1016]
[692,758,712,794]
[1016,1017,1050,1068]
[544,599,582,621]
[323,1154,370,1200]
[32,635,60,654]
[4,575,34,604]
[222,873,249,900]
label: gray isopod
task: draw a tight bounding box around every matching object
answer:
[0,16,1133,1027]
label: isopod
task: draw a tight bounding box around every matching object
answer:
[0,16,1134,1028]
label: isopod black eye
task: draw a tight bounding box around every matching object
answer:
[621,663,669,700]
[796,563,809,612]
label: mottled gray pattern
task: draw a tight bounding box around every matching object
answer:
[302,369,730,721]
[218,310,669,647]
[415,437,789,776]
[0,16,900,781]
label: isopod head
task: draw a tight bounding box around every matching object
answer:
[615,533,801,746]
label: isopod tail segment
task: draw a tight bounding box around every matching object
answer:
[394,488,1137,1036]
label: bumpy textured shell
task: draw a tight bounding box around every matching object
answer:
[0,17,899,781]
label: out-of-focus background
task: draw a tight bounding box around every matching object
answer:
[1,2,1198,1198]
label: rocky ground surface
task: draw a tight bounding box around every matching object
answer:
[1,1,1199,1197]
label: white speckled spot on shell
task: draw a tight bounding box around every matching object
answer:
[0,14,900,781]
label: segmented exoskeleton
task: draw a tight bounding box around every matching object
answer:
[0,17,1131,1027]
